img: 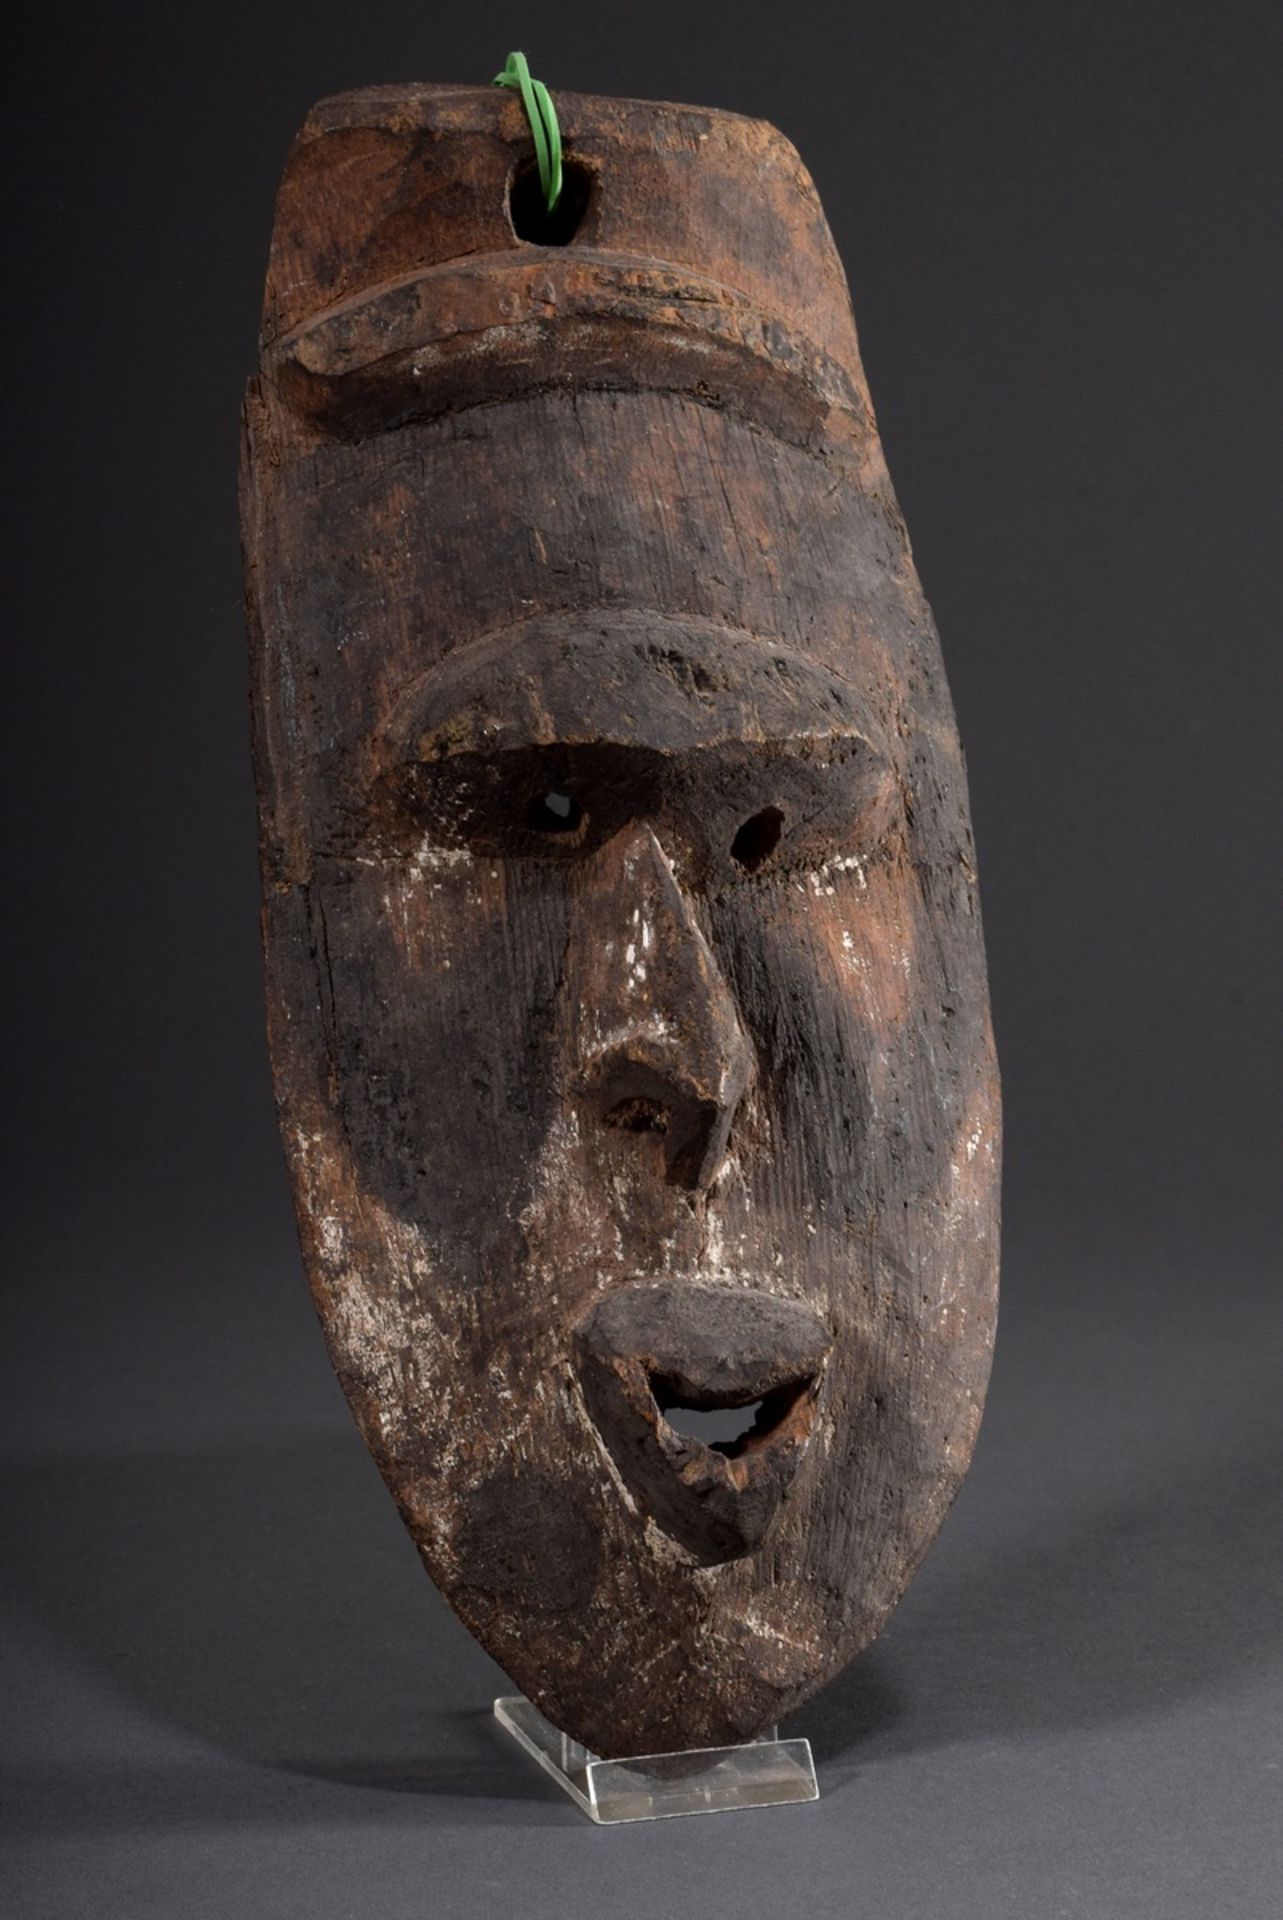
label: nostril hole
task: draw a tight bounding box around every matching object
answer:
[604,1096,669,1136]
[731,806,784,872]
[527,790,583,834]
[507,153,594,246]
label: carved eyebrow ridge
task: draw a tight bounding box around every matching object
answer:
[380,609,887,772]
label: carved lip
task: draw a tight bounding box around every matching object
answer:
[575,1281,832,1566]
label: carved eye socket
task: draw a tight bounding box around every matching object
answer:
[730,806,784,873]
[527,789,584,834]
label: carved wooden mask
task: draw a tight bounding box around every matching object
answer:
[241,84,1001,1759]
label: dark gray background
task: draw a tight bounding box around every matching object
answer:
[4,2,1280,1915]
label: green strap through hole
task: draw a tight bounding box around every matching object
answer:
[493,51,563,213]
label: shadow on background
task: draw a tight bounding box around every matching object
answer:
[807,1430,1283,1770]
[0,1431,556,1830]
[4,1372,1281,1833]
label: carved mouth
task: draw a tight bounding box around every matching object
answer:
[575,1282,831,1565]
[649,1375,813,1458]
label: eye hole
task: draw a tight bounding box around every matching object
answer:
[527,790,584,834]
[730,806,784,872]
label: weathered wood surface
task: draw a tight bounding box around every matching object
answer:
[241,83,1000,1758]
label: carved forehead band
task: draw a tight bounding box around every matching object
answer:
[256,86,874,456]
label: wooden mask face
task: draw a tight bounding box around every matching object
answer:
[242,85,1000,1758]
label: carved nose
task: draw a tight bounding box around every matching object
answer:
[568,825,754,1191]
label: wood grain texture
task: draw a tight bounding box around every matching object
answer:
[242,83,1000,1758]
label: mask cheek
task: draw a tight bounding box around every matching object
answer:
[821,864,919,1039]
[315,853,568,1236]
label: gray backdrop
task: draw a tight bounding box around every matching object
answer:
[4,2,1280,1915]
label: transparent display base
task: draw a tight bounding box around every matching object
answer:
[494,1694,819,1824]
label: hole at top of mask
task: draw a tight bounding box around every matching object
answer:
[507,153,594,246]
[730,806,784,873]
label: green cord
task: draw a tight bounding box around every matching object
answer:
[493,51,563,212]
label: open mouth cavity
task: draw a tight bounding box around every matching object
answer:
[575,1281,832,1564]
[649,1377,811,1459]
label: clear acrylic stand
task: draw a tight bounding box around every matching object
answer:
[493,1694,819,1824]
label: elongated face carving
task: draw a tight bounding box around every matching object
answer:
[243,85,1000,1757]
